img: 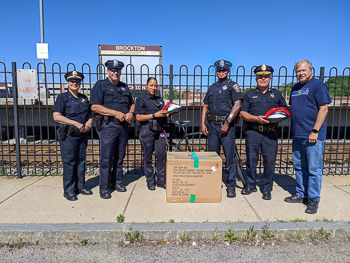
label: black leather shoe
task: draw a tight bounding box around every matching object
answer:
[147,183,156,191]
[226,189,236,198]
[157,184,166,189]
[64,192,78,201]
[284,195,307,203]
[241,187,257,195]
[115,184,127,192]
[305,199,319,214]
[99,189,111,199]
[79,189,93,195]
[262,191,271,200]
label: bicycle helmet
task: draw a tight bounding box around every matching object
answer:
[162,103,182,115]
[264,107,290,123]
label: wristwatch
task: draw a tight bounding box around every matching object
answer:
[152,113,156,119]
[312,129,319,133]
[225,119,230,124]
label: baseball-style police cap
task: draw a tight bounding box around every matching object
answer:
[254,64,274,75]
[105,59,125,70]
[214,59,232,71]
[64,71,84,82]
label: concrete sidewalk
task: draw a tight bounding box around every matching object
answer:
[0,173,349,243]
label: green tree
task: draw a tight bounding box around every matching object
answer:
[325,76,349,98]
[163,89,180,100]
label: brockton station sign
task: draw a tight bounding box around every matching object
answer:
[99,45,161,56]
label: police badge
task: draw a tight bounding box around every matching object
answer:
[113,59,118,66]
[262,64,266,71]
[81,98,86,103]
[270,93,275,98]
[220,60,224,67]
[223,85,227,90]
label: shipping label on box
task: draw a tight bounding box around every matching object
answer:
[166,152,222,203]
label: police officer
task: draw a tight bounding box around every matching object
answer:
[240,65,287,200]
[135,77,169,190]
[90,60,135,199]
[53,71,93,201]
[201,59,243,198]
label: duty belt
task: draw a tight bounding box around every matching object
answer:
[208,115,227,122]
[248,123,277,133]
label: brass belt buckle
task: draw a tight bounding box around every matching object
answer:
[259,125,264,132]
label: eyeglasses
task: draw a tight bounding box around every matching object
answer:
[257,75,271,79]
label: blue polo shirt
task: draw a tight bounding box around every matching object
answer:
[52,90,91,124]
[90,78,134,114]
[289,77,332,141]
[203,78,243,116]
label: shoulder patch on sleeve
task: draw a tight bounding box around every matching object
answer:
[233,84,241,92]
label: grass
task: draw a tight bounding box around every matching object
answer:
[261,221,274,239]
[212,227,218,241]
[179,231,190,242]
[169,219,175,223]
[276,218,288,223]
[224,226,238,244]
[243,225,257,241]
[124,227,143,243]
[319,227,331,239]
[116,214,125,223]
[291,218,307,223]
[80,239,88,245]
[236,220,244,224]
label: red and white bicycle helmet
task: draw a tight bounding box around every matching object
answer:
[162,103,182,115]
[264,107,290,123]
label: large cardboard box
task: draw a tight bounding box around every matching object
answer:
[166,152,222,203]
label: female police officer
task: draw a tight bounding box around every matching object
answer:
[135,77,169,191]
[53,71,93,201]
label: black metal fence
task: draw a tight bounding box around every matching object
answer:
[0,62,349,177]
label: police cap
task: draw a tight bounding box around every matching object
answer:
[105,59,125,70]
[254,64,274,75]
[64,71,84,82]
[214,59,232,71]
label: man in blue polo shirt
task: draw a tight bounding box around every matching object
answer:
[285,59,332,214]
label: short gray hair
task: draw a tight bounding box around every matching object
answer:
[294,59,313,72]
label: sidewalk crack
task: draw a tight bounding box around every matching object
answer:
[242,196,263,222]
[0,176,45,205]
[323,178,350,195]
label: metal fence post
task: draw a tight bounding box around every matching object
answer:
[320,66,325,82]
[169,64,173,102]
[12,62,22,178]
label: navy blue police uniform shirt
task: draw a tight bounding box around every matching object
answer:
[241,88,287,125]
[90,78,134,114]
[203,78,243,116]
[135,93,166,126]
[52,90,91,124]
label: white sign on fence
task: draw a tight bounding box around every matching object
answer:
[17,69,38,99]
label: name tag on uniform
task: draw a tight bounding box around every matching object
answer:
[252,96,258,98]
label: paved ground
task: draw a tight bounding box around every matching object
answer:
[1,173,349,224]
[0,173,349,244]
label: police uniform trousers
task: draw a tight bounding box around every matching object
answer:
[139,129,166,185]
[98,121,128,190]
[245,129,278,192]
[58,132,88,194]
[207,121,237,189]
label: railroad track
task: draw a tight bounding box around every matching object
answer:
[0,142,349,166]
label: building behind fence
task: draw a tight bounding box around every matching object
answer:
[0,62,349,177]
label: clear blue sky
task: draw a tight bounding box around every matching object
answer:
[1,0,349,75]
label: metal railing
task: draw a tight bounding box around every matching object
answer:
[0,62,349,177]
